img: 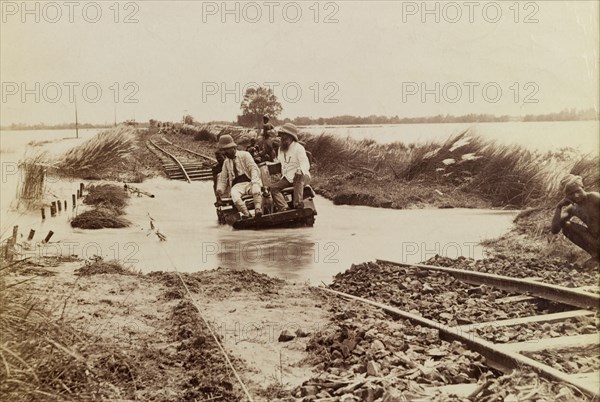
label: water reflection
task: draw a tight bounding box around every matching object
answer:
[214,231,319,278]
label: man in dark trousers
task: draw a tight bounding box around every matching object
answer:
[215,135,263,218]
[551,174,599,266]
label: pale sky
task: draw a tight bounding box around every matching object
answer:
[1,0,598,125]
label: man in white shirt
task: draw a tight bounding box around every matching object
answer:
[215,135,263,218]
[270,123,311,212]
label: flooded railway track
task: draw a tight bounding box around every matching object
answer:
[147,136,215,182]
[319,260,600,399]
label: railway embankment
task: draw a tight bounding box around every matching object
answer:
[4,253,598,401]
[3,124,598,400]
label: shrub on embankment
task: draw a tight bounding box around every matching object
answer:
[301,130,598,209]
[57,127,136,179]
[55,126,156,182]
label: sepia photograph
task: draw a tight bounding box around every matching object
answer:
[1,1,598,400]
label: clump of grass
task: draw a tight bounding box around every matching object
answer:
[71,184,130,229]
[307,132,394,173]
[0,258,139,400]
[58,126,136,178]
[305,129,598,208]
[398,132,550,206]
[177,124,218,142]
[16,154,48,209]
[83,184,129,211]
[75,256,136,276]
[71,208,130,229]
[193,128,215,141]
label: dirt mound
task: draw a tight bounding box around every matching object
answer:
[75,257,137,276]
[149,267,285,300]
[1,267,143,400]
[170,300,242,401]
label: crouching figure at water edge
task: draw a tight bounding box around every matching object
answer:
[215,135,263,218]
[551,174,600,267]
[270,123,311,212]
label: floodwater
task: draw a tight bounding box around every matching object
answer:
[1,176,517,284]
[1,128,518,283]
[302,120,600,155]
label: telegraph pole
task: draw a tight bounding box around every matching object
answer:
[74,93,79,139]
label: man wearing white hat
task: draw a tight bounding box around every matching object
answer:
[270,123,311,211]
[216,135,263,218]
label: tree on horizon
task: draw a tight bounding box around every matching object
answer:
[239,87,283,128]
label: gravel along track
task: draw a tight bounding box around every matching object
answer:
[329,261,576,327]
[425,255,599,288]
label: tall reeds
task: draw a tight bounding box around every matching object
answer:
[58,127,135,178]
[16,154,48,209]
[302,129,598,208]
[0,259,138,400]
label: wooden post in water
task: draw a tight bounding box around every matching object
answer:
[41,207,46,220]
[43,230,54,244]
[27,229,35,241]
[57,200,62,212]
[72,194,76,209]
[51,202,57,217]
[5,225,18,261]
[77,190,80,199]
[80,182,84,195]
[64,200,67,211]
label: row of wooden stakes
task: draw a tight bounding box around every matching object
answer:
[3,183,86,262]
[3,225,55,261]
[41,182,85,220]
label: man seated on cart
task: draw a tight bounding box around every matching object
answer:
[215,135,264,219]
[270,123,311,212]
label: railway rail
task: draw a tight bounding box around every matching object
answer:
[319,260,600,400]
[147,133,598,399]
[147,136,215,182]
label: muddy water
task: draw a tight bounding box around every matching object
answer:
[2,173,517,284]
[2,129,517,283]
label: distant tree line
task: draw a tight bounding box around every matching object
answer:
[1,122,112,131]
[522,108,598,122]
[279,108,598,126]
[5,107,597,131]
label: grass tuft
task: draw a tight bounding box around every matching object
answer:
[75,256,137,276]
[58,127,136,178]
[16,154,48,209]
[71,208,130,229]
[83,184,129,211]
[71,184,130,229]
[303,129,597,208]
